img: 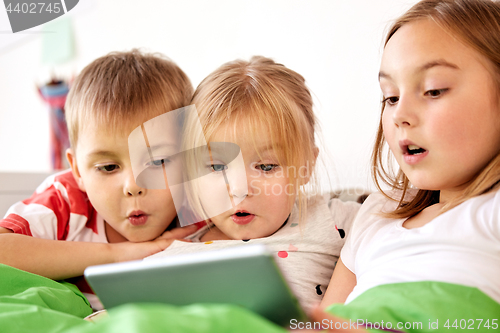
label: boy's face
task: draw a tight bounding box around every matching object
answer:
[67,118,178,243]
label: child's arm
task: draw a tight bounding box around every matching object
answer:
[0,225,196,280]
[320,258,357,309]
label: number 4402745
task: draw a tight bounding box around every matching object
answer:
[5,2,61,14]
[444,319,498,330]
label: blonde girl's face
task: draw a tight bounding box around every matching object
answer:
[197,121,298,240]
[379,19,500,202]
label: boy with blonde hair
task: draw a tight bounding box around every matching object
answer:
[0,49,196,282]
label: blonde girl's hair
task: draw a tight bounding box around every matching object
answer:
[185,56,318,222]
[373,0,500,218]
[65,49,193,150]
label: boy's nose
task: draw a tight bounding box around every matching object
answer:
[124,177,146,196]
[127,189,143,196]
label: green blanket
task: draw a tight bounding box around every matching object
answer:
[0,264,286,333]
[4,264,499,332]
[0,264,92,332]
[326,281,500,333]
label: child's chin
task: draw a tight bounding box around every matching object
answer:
[234,233,264,241]
[228,233,251,241]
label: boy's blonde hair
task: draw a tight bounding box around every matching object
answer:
[372,0,500,218]
[65,49,193,150]
[186,56,318,221]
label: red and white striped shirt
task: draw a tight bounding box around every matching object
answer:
[0,170,107,243]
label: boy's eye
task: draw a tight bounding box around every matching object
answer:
[211,164,227,172]
[97,164,119,172]
[425,88,448,98]
[382,96,399,106]
[258,164,278,172]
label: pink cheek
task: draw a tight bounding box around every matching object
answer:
[381,129,397,152]
[381,115,394,133]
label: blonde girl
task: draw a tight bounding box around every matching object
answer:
[147,56,360,313]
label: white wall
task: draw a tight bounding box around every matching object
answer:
[0,0,418,191]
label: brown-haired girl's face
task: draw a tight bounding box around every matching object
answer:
[379,19,500,201]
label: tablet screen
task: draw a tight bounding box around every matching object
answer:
[84,244,307,327]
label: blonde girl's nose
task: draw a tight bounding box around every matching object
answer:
[227,172,249,199]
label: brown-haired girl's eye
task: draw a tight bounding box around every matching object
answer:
[382,96,399,106]
[425,88,448,98]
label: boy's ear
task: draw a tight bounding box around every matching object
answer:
[66,148,86,192]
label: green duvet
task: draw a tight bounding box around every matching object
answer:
[326,281,500,332]
[0,264,91,332]
[0,264,285,333]
[3,264,498,332]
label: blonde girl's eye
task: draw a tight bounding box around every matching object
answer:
[211,164,228,172]
[96,164,119,173]
[425,88,448,98]
[382,96,399,106]
[258,164,278,172]
[147,158,170,167]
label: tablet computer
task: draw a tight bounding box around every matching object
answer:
[84,244,307,327]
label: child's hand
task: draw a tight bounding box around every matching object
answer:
[111,224,198,262]
[155,224,198,242]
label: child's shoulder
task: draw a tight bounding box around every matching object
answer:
[34,169,81,194]
[362,191,393,207]
[349,190,405,226]
[306,192,361,214]
[362,189,417,210]
[30,169,90,210]
[299,193,361,233]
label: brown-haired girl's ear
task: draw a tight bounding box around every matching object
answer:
[66,148,86,192]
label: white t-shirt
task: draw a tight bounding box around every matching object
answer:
[146,195,361,312]
[341,190,500,304]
